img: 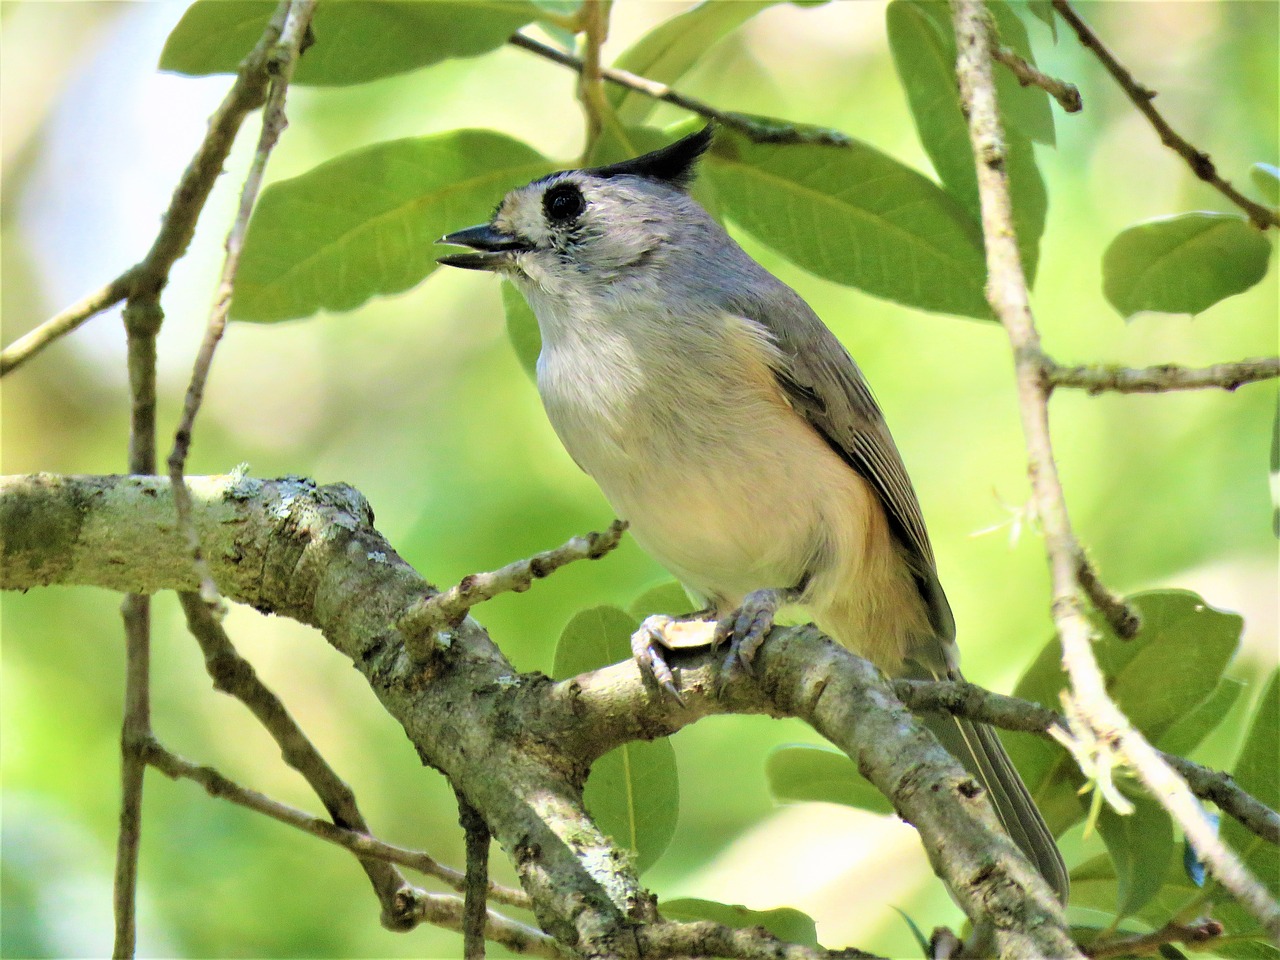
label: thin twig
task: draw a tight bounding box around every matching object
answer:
[0,2,294,378]
[167,0,315,611]
[1075,551,1141,639]
[0,271,136,376]
[397,519,628,657]
[1085,919,1224,959]
[576,0,610,156]
[952,0,1280,939]
[1048,357,1280,395]
[175,592,423,929]
[508,33,851,147]
[893,678,1280,847]
[141,738,531,909]
[1051,0,1278,230]
[112,595,151,960]
[992,45,1082,112]
[408,896,569,959]
[457,791,492,960]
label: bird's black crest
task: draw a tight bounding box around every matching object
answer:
[589,123,715,190]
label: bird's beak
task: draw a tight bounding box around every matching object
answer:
[437,223,529,271]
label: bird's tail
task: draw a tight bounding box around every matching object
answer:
[909,663,1070,902]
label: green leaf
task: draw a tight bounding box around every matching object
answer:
[584,737,679,875]
[1220,670,1280,899]
[1025,1,1058,41]
[1251,163,1280,205]
[552,605,636,678]
[988,0,1056,146]
[1157,677,1244,757]
[1215,941,1280,959]
[500,281,541,380]
[765,744,894,815]
[891,906,932,958]
[160,0,539,86]
[1272,393,1280,539]
[553,606,679,874]
[704,130,991,318]
[628,580,697,623]
[231,130,550,322]
[1102,212,1274,319]
[1093,792,1174,920]
[609,1,780,126]
[886,0,1047,284]
[1006,590,1242,836]
[661,897,819,948]
[1068,853,1201,929]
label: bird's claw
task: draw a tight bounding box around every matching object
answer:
[713,588,783,690]
[631,614,685,703]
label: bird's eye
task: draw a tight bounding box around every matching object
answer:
[543,183,585,223]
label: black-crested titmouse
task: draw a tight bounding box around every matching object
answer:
[439,125,1068,900]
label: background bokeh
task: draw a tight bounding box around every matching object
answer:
[2,2,1276,957]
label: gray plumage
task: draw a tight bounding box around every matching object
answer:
[438,125,1067,901]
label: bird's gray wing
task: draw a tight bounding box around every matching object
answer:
[726,286,956,646]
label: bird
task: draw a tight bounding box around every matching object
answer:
[437,124,1068,901]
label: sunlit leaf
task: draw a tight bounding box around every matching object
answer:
[1251,163,1280,204]
[1102,212,1273,319]
[1093,793,1174,920]
[1025,1,1057,41]
[891,906,932,958]
[553,605,678,874]
[886,0,1047,283]
[1214,941,1280,959]
[501,281,540,380]
[705,130,991,318]
[1006,590,1242,835]
[160,0,539,86]
[231,131,550,322]
[662,897,819,947]
[988,0,1056,145]
[765,744,894,815]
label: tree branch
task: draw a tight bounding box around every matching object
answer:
[507,33,851,147]
[1047,357,1280,395]
[991,45,1081,113]
[0,472,1076,957]
[951,0,1280,939]
[0,272,136,376]
[1050,0,1278,230]
[397,518,627,658]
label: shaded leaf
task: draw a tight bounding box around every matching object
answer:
[1220,670,1280,900]
[765,744,894,815]
[1006,590,1242,836]
[1215,941,1280,959]
[704,129,991,318]
[891,906,932,958]
[1157,677,1244,757]
[886,0,1047,283]
[584,737,679,875]
[662,897,819,947]
[553,606,679,874]
[1068,853,1201,930]
[231,130,550,322]
[1103,212,1273,319]
[1093,792,1174,920]
[1251,163,1280,205]
[161,0,539,86]
[501,281,541,380]
[628,580,697,623]
[1025,1,1058,41]
[609,1,781,126]
[552,605,635,678]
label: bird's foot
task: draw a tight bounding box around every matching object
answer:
[631,609,717,701]
[713,588,793,688]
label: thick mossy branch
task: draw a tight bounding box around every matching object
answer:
[0,471,1085,958]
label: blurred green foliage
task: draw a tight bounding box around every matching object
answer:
[2,1,1277,957]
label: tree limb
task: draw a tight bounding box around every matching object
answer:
[1050,0,1278,230]
[0,471,1079,958]
[1047,357,1280,395]
[951,0,1280,939]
